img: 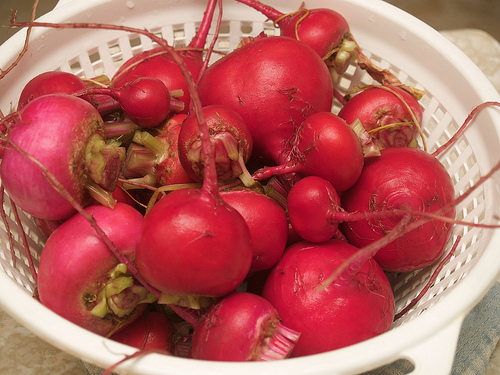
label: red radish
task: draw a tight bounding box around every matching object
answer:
[110,0,219,112]
[261,239,395,357]
[178,105,254,186]
[37,203,155,336]
[252,111,364,193]
[287,175,342,243]
[17,70,87,109]
[0,94,126,221]
[220,188,288,272]
[135,187,253,302]
[74,77,184,128]
[198,35,334,164]
[234,0,355,78]
[190,291,300,361]
[338,85,424,149]
[340,147,456,272]
[109,310,174,352]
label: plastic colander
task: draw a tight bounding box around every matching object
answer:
[1,0,500,374]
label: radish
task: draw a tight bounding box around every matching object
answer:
[135,186,253,305]
[109,310,174,352]
[338,85,424,149]
[286,175,342,243]
[197,34,334,164]
[0,93,126,221]
[220,188,288,272]
[190,291,300,361]
[234,0,355,80]
[252,111,365,193]
[178,105,254,186]
[17,71,87,109]
[74,77,185,128]
[37,203,156,336]
[261,239,395,357]
[110,0,219,112]
[340,147,456,272]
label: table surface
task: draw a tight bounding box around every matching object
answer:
[1,28,500,375]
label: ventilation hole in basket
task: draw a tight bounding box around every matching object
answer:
[128,36,141,49]
[241,24,253,35]
[69,60,83,75]
[219,23,230,35]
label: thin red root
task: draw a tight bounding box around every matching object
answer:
[432,101,500,158]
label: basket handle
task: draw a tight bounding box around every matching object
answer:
[402,315,464,374]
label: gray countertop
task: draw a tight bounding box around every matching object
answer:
[1,28,500,375]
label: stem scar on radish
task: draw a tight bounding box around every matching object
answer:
[338,84,425,150]
[178,104,255,186]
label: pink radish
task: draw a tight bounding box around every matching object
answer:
[110,0,219,112]
[37,203,155,336]
[220,188,288,272]
[0,94,125,221]
[234,0,355,79]
[197,34,334,164]
[190,291,300,361]
[261,239,395,357]
[109,310,174,352]
[340,147,455,272]
[17,70,87,109]
[252,111,364,193]
[178,104,254,186]
[338,85,424,149]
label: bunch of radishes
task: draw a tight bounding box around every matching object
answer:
[1,0,499,367]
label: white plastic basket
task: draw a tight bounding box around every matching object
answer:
[1,0,500,374]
